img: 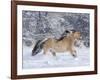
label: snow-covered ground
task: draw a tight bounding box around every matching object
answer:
[22,45,90,69]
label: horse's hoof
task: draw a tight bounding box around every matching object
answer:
[72,54,77,58]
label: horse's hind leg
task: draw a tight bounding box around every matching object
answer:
[52,51,56,56]
[43,47,48,55]
[50,49,56,56]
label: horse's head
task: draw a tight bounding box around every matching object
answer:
[61,30,81,40]
[73,31,81,40]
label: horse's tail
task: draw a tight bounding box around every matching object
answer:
[32,38,47,56]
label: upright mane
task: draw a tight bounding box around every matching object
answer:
[57,30,70,41]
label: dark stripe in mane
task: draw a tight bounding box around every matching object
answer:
[57,30,70,41]
[57,36,65,41]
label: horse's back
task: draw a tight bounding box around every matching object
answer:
[43,38,56,48]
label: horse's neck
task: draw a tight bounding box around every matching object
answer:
[68,34,75,39]
[61,34,76,42]
[68,34,76,42]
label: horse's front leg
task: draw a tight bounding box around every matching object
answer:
[73,49,77,54]
[73,49,77,57]
[69,48,77,58]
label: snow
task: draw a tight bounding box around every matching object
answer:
[22,45,90,69]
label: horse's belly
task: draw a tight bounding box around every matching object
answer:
[54,45,67,52]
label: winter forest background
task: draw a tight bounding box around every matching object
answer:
[22,10,90,69]
[22,11,90,47]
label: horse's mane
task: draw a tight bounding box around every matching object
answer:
[57,36,65,41]
[57,30,70,41]
[57,30,77,41]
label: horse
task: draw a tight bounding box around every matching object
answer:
[32,30,81,58]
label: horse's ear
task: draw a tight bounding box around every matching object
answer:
[65,30,70,33]
[70,30,76,33]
